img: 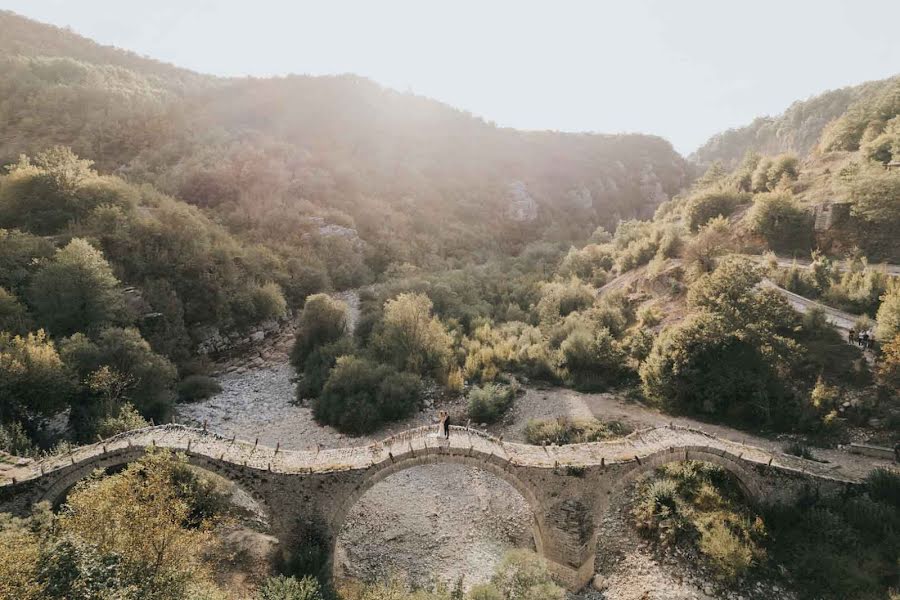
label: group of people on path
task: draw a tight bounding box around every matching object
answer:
[848,328,874,350]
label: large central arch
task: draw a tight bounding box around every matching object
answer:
[328,447,549,582]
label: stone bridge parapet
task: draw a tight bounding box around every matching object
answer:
[0,424,857,590]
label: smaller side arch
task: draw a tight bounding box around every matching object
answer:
[36,446,273,521]
[594,445,766,538]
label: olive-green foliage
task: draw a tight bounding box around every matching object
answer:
[466,382,517,424]
[0,420,35,455]
[523,417,631,445]
[558,326,629,391]
[93,402,149,439]
[558,244,614,285]
[0,329,75,425]
[821,77,900,152]
[314,356,422,434]
[0,147,135,235]
[876,285,900,342]
[257,575,324,600]
[536,278,595,324]
[747,192,812,252]
[290,293,349,370]
[682,215,733,275]
[371,293,453,379]
[0,286,30,334]
[751,154,799,193]
[641,260,805,427]
[61,327,177,425]
[861,115,900,165]
[0,450,231,600]
[296,337,355,401]
[686,190,748,231]
[823,261,894,317]
[844,165,900,227]
[633,461,766,581]
[763,468,900,599]
[0,228,54,295]
[176,375,223,403]
[28,238,126,337]
[461,322,558,384]
[485,549,566,600]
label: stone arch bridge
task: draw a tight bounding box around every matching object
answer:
[0,424,854,590]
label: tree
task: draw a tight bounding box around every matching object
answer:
[57,450,223,599]
[747,192,813,252]
[371,293,453,378]
[0,228,55,295]
[313,356,421,434]
[844,165,900,226]
[683,216,732,274]
[290,293,348,370]
[0,147,134,236]
[875,284,900,342]
[0,287,30,334]
[640,313,792,425]
[28,238,125,337]
[61,327,177,425]
[878,334,900,390]
[0,330,75,426]
[686,190,747,231]
[558,327,628,391]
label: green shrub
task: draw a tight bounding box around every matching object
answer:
[488,549,566,600]
[249,282,288,323]
[0,287,30,335]
[0,330,76,426]
[176,375,222,403]
[558,326,629,391]
[371,293,454,379]
[864,468,900,508]
[633,462,766,581]
[467,383,516,424]
[686,190,747,231]
[523,417,631,445]
[296,337,355,400]
[876,285,900,342]
[28,238,126,337]
[784,441,815,460]
[290,294,348,370]
[0,421,36,456]
[93,402,149,439]
[748,192,813,252]
[257,575,324,600]
[314,356,422,434]
[61,327,177,424]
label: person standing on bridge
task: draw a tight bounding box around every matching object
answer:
[436,410,449,439]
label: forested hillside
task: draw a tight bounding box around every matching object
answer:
[691,75,900,168]
[0,9,687,449]
[0,10,689,274]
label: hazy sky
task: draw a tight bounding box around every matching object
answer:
[3,1,899,154]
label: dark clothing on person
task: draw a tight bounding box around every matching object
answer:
[443,416,451,439]
[849,329,855,344]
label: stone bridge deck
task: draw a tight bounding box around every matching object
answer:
[0,423,862,591]
[1,423,853,485]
